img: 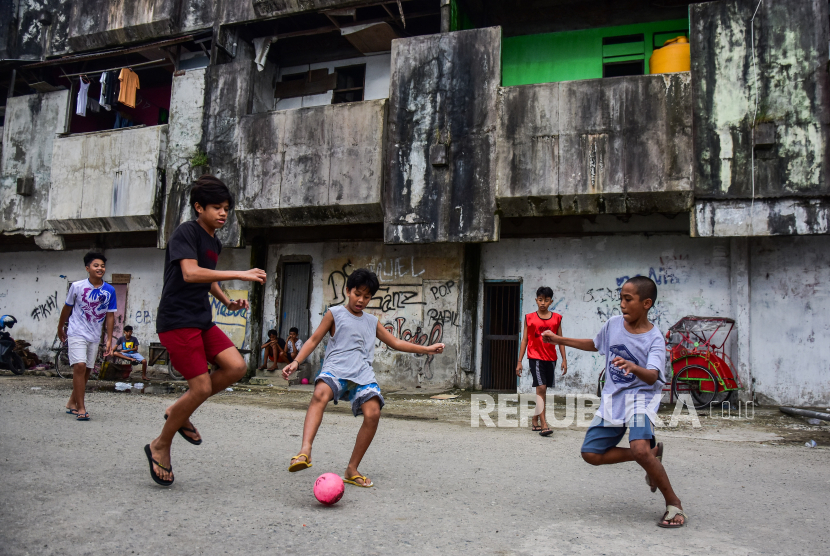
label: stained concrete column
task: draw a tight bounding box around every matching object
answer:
[729,237,753,402]
[457,243,481,388]
[440,0,451,33]
[246,237,268,378]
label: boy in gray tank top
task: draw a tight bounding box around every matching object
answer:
[282,268,445,488]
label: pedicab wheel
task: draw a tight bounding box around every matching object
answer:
[7,352,26,375]
[596,369,606,398]
[54,349,73,378]
[671,365,717,410]
[167,361,185,381]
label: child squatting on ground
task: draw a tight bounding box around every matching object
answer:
[144,175,267,487]
[58,251,117,421]
[541,276,687,528]
[516,286,567,437]
[282,268,445,488]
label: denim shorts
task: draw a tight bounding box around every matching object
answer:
[120,352,145,363]
[580,415,656,454]
[316,372,385,417]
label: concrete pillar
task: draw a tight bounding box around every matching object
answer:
[246,237,268,378]
[458,243,481,388]
[729,237,753,402]
[440,0,451,33]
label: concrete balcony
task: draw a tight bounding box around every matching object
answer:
[235,99,386,228]
[47,125,168,234]
[496,72,693,217]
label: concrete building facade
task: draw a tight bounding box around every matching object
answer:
[0,0,828,405]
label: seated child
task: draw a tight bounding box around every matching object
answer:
[542,276,687,528]
[258,329,289,371]
[113,325,148,381]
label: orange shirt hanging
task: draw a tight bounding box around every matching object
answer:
[118,68,140,108]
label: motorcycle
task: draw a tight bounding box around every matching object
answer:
[0,315,25,375]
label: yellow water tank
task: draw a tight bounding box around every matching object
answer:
[649,36,690,74]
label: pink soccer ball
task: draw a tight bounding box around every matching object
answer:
[301,378,309,385]
[313,473,344,506]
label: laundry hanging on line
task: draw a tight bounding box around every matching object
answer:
[75,78,90,117]
[118,67,140,108]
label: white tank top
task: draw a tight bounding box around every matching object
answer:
[320,305,379,385]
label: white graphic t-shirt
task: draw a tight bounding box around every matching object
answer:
[594,316,666,425]
[65,279,117,342]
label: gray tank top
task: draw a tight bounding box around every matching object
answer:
[320,305,379,385]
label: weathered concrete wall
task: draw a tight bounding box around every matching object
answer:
[1,91,69,243]
[47,125,168,234]
[3,0,72,59]
[497,73,693,217]
[749,236,830,405]
[691,0,830,236]
[251,0,365,19]
[263,242,463,390]
[200,42,257,247]
[0,245,253,363]
[67,0,180,51]
[236,99,386,228]
[480,236,735,395]
[480,235,830,405]
[694,197,830,237]
[385,28,501,244]
[160,67,208,248]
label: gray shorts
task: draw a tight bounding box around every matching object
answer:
[316,372,385,417]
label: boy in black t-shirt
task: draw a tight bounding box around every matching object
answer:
[143,175,266,487]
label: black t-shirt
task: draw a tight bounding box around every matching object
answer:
[156,220,222,333]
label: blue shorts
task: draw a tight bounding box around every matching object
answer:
[581,415,656,454]
[316,372,385,417]
[119,352,145,363]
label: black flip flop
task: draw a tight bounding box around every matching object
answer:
[164,414,203,445]
[144,444,174,486]
[539,428,553,437]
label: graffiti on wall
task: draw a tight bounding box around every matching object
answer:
[30,291,59,322]
[321,257,461,381]
[211,289,249,348]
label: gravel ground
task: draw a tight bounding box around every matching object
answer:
[1,375,828,556]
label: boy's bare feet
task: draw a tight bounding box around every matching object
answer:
[148,439,173,482]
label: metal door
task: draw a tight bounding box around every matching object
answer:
[481,282,521,391]
[280,263,311,339]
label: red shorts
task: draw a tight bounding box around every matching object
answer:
[159,326,235,380]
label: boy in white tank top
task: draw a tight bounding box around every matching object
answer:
[283,268,445,488]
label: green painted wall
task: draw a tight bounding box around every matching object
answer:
[502,18,689,86]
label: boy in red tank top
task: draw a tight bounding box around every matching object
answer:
[516,286,567,436]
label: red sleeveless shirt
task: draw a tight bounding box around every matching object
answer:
[526,311,562,361]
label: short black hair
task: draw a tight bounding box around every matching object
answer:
[289,327,299,334]
[625,276,658,306]
[190,174,234,212]
[84,251,106,266]
[346,268,380,295]
[123,325,133,332]
[536,286,553,299]
[267,329,277,338]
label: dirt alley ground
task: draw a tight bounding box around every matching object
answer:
[1,374,828,555]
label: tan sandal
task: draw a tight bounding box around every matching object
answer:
[288,453,312,472]
[657,505,687,528]
[343,474,373,488]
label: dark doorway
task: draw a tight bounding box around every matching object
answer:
[481,282,521,391]
[280,263,311,340]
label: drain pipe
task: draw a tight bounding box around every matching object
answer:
[780,407,830,422]
[440,0,451,33]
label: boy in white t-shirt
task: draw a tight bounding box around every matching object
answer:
[56,252,117,421]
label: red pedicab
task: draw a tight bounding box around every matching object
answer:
[595,316,742,410]
[665,316,742,409]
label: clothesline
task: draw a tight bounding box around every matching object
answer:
[59,59,171,80]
